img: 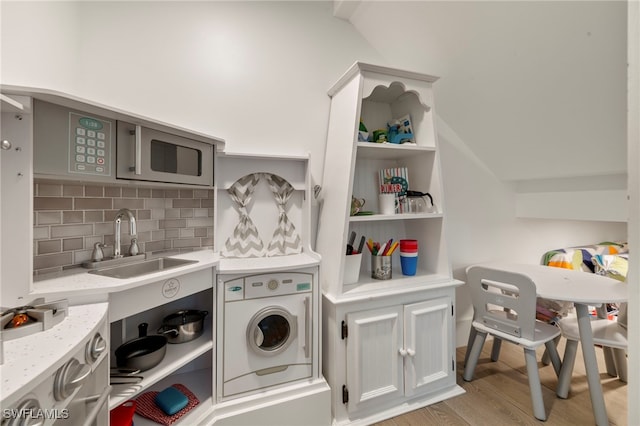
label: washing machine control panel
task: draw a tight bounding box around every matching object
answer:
[267,279,279,290]
[222,272,313,301]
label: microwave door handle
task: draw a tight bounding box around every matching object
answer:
[129,125,142,175]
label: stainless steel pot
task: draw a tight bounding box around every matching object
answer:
[158,310,208,344]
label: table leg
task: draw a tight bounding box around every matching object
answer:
[575,303,609,426]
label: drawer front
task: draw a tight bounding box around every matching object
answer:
[109,268,213,322]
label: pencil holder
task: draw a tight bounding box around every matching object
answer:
[343,253,362,285]
[371,255,392,280]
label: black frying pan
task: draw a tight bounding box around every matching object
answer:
[115,323,167,372]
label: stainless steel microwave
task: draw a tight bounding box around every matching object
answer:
[116,121,213,186]
[33,100,215,186]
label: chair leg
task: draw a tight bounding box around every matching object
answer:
[544,339,562,377]
[524,347,547,421]
[602,346,618,377]
[464,326,477,367]
[490,337,502,362]
[541,335,561,366]
[612,348,628,383]
[557,339,579,399]
[463,329,487,382]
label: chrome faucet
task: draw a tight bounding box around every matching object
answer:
[113,208,139,258]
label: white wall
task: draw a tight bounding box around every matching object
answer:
[0,1,80,93]
[347,0,627,182]
[1,1,383,189]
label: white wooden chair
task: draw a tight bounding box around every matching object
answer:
[555,315,628,398]
[464,265,562,421]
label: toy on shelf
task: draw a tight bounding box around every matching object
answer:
[387,114,414,144]
[358,120,370,142]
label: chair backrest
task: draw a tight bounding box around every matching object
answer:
[466,265,539,340]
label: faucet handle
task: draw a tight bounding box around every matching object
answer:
[91,242,108,262]
[129,238,140,256]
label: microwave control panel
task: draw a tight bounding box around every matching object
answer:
[68,112,112,176]
[33,100,114,180]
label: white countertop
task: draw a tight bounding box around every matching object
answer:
[217,252,320,275]
[32,250,219,301]
[0,303,108,407]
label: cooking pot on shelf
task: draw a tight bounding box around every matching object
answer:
[157,310,208,344]
[115,323,167,372]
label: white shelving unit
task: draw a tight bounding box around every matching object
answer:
[108,275,215,424]
[316,62,465,425]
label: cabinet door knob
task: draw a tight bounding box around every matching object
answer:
[1,140,11,150]
[398,348,407,357]
[407,348,416,357]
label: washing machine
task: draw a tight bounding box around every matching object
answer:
[219,268,315,399]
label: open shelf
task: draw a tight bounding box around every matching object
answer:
[124,368,213,426]
[110,327,213,408]
[350,212,443,222]
[356,142,435,160]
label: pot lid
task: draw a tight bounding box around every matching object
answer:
[163,310,207,326]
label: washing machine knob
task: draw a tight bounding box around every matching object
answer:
[267,279,279,290]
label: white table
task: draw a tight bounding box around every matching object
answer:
[478,262,628,426]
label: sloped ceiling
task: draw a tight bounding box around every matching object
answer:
[336,1,627,182]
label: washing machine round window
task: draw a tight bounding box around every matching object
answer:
[247,307,297,356]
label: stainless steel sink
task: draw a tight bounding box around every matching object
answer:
[89,257,197,279]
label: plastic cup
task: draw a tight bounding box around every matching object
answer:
[400,239,418,276]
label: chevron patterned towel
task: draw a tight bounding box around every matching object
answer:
[265,173,302,256]
[222,173,266,258]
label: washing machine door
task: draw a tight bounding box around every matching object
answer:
[247,307,297,356]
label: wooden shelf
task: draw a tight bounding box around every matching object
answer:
[110,327,213,408]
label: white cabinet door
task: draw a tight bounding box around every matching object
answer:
[346,305,404,414]
[404,297,452,397]
[1,95,33,307]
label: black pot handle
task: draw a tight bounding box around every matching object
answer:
[138,322,148,337]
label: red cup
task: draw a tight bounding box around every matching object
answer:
[400,239,418,253]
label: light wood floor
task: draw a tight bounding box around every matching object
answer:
[374,337,628,426]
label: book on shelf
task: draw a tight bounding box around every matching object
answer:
[379,167,409,213]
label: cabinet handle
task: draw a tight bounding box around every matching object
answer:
[129,126,142,175]
[304,297,311,358]
[398,348,407,357]
[1,140,11,150]
[407,348,416,357]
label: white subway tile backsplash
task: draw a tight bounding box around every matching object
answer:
[37,183,63,196]
[151,209,165,220]
[51,224,93,238]
[37,211,62,225]
[186,217,214,228]
[33,181,215,274]
[33,227,50,240]
[180,228,195,238]
[145,198,165,209]
[194,208,209,218]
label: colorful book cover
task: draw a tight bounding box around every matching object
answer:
[379,167,409,213]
